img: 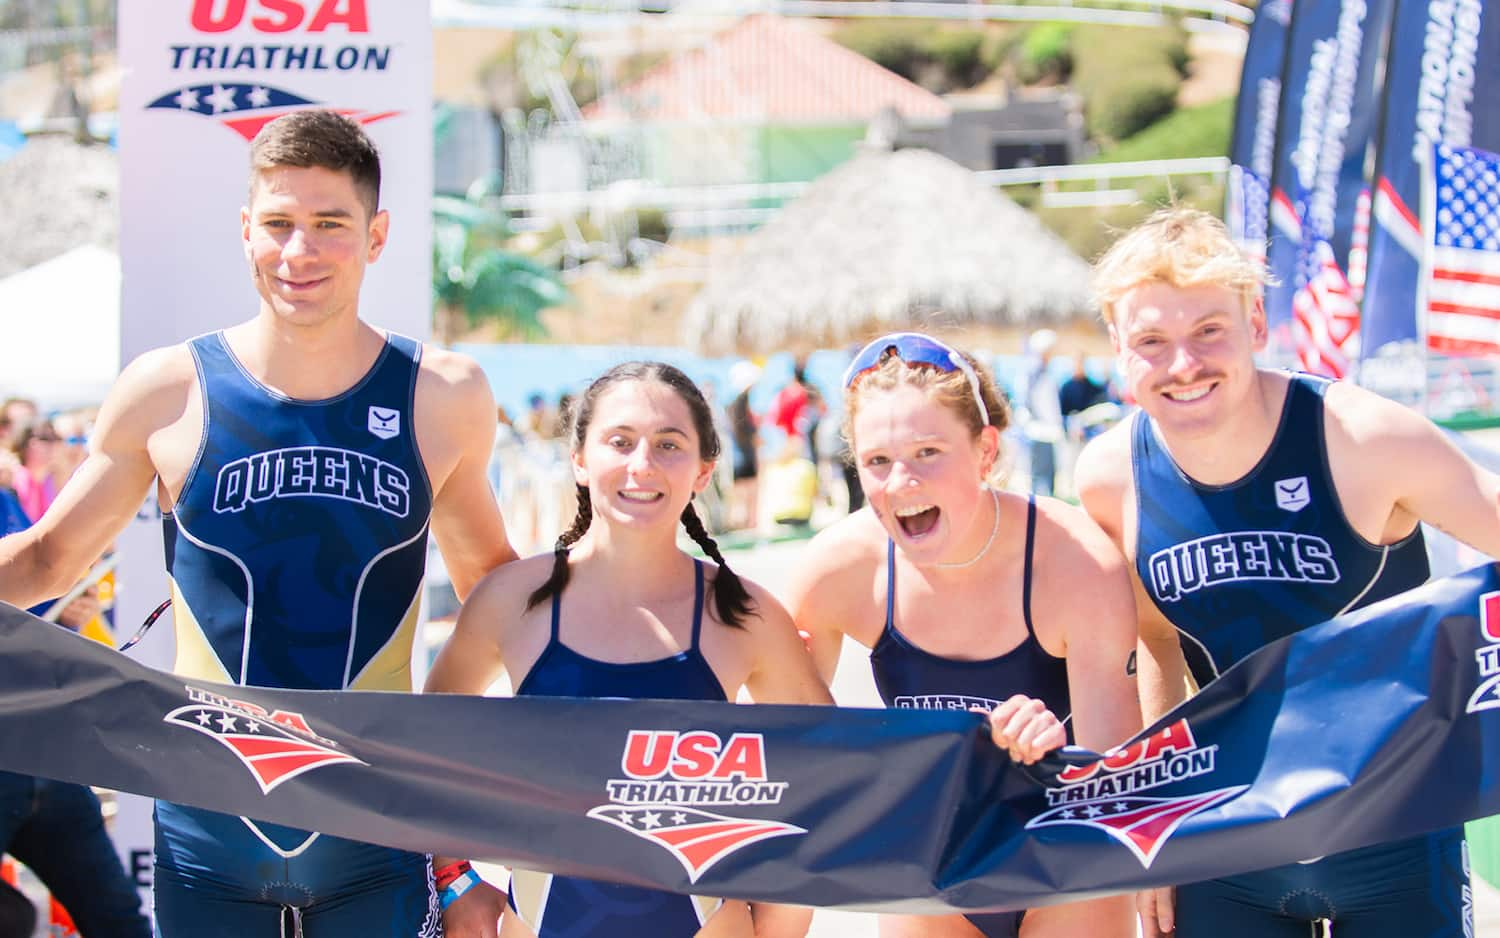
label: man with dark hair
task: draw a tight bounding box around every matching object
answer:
[0,110,517,935]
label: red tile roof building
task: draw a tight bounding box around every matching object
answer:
[583,14,951,125]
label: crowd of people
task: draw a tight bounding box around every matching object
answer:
[0,109,1494,938]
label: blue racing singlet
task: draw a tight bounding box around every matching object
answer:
[507,559,728,938]
[870,495,1071,721]
[153,331,440,937]
[1132,374,1429,686]
[164,331,433,692]
[869,495,1067,938]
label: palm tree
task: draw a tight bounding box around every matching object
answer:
[432,193,570,345]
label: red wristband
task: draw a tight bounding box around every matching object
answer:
[434,860,473,891]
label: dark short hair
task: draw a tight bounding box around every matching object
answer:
[248,110,381,217]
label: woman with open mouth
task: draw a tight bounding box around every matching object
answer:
[783,332,1141,938]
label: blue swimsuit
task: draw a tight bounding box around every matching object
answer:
[870,495,1069,938]
[507,560,729,938]
[1133,374,1465,938]
[153,331,438,937]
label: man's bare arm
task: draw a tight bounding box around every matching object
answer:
[418,349,518,601]
[0,348,190,606]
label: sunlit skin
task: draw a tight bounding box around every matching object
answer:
[851,383,1001,569]
[241,165,388,331]
[1110,282,1278,457]
[572,381,715,539]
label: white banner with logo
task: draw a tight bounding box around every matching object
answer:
[114,0,432,906]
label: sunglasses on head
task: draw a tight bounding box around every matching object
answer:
[841,332,991,426]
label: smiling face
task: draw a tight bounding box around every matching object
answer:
[241,165,388,329]
[1110,281,1266,442]
[851,383,999,564]
[573,380,716,531]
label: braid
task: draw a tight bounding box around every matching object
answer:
[526,485,594,612]
[680,502,755,629]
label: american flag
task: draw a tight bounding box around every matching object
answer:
[1425,143,1500,357]
[1291,235,1359,378]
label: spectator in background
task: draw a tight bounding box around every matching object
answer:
[768,356,826,465]
[727,361,761,531]
[1059,353,1106,421]
[522,392,554,440]
[0,399,36,449]
[49,411,92,487]
[1020,329,1065,497]
[10,421,60,523]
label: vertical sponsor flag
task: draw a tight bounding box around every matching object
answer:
[1423,143,1500,357]
[1263,0,1393,369]
[1359,0,1500,397]
[1226,0,1294,260]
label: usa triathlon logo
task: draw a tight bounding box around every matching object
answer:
[145,82,399,141]
[165,686,365,795]
[1026,720,1247,868]
[1467,591,1500,714]
[587,730,804,882]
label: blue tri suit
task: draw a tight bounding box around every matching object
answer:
[505,559,730,938]
[870,495,1071,938]
[1132,373,1468,938]
[153,331,440,937]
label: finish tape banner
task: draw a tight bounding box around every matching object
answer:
[3,565,1500,914]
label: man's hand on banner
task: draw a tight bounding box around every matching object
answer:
[983,695,1067,765]
[1136,885,1175,936]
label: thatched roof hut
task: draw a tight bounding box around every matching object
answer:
[682,147,1095,355]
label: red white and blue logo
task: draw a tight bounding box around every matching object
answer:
[146,82,398,141]
[1025,719,1247,868]
[165,685,365,794]
[590,730,805,882]
[1467,591,1500,714]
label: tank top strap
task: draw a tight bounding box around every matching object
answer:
[884,538,898,631]
[689,559,706,648]
[549,554,567,643]
[1022,494,1038,637]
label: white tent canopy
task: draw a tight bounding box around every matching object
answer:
[0,245,120,409]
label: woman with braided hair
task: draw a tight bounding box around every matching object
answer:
[425,361,832,938]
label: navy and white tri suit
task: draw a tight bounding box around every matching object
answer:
[506,559,729,938]
[154,331,439,937]
[1132,373,1467,938]
[871,495,1070,938]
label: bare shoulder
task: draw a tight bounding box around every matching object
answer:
[463,552,557,621]
[793,510,885,591]
[1322,377,1430,445]
[1031,495,1128,578]
[1073,418,1133,498]
[417,345,494,412]
[1072,416,1136,543]
[95,344,199,440]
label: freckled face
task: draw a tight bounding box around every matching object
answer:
[851,383,997,564]
[1111,282,1266,441]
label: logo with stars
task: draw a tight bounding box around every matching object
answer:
[145,82,399,141]
[1466,591,1500,715]
[1024,719,1246,868]
[589,730,805,882]
[165,685,366,795]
